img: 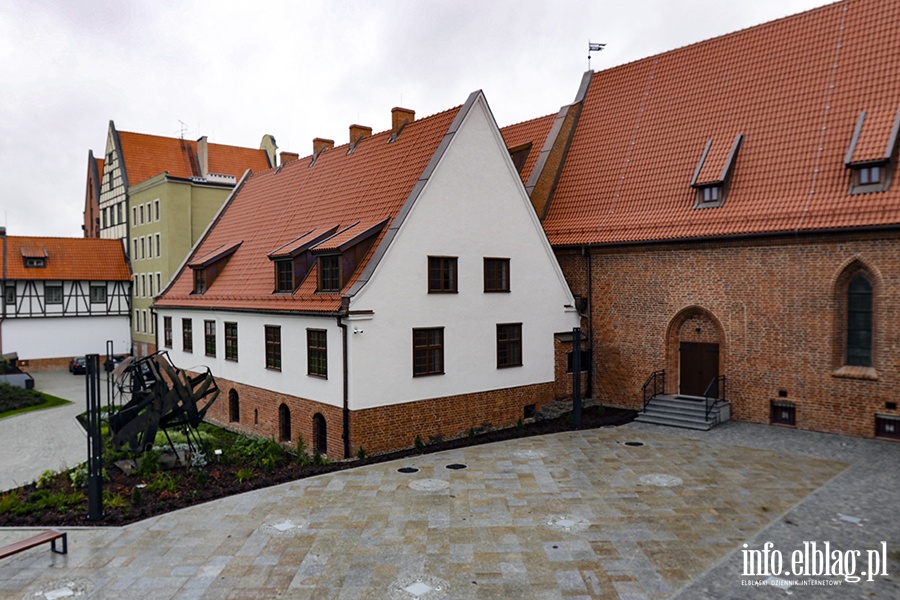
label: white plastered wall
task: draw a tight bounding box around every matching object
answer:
[347,94,579,410]
[3,316,130,360]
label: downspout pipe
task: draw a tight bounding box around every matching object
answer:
[1,228,6,354]
[337,315,350,459]
[582,245,593,398]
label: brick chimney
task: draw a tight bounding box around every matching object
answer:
[313,138,334,155]
[197,136,209,177]
[279,151,299,165]
[349,124,372,144]
[391,108,415,136]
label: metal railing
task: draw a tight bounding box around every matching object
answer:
[642,370,665,411]
[704,375,727,421]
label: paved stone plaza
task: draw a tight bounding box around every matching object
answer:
[2,414,899,599]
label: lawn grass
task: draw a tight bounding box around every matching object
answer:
[0,392,71,420]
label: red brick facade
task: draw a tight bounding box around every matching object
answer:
[555,230,900,439]
[205,376,562,457]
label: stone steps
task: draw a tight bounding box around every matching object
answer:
[636,394,730,431]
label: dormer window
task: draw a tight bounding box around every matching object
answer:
[508,143,532,174]
[845,107,900,195]
[317,255,341,292]
[24,257,46,268]
[690,134,743,209]
[188,241,241,295]
[275,260,294,293]
[21,246,48,268]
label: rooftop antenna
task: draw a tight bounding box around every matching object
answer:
[176,120,188,139]
[588,42,606,70]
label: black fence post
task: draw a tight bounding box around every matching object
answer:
[85,353,104,521]
[572,327,582,429]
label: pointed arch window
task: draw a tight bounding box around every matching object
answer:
[847,275,873,367]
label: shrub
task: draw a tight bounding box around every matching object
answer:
[137,450,160,477]
[233,436,285,470]
[0,382,45,413]
[103,491,128,510]
[131,486,143,506]
[69,463,88,489]
[36,469,57,489]
[414,435,424,451]
[295,435,311,466]
[312,448,328,465]
[146,473,177,494]
[357,446,367,460]
[235,468,254,485]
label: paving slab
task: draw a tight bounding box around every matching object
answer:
[3,421,896,599]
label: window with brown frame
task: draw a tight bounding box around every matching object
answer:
[225,322,238,361]
[307,329,327,377]
[428,256,457,293]
[318,255,340,292]
[204,320,216,357]
[484,258,510,292]
[163,316,172,348]
[413,327,444,376]
[275,260,293,293]
[265,325,281,371]
[497,323,522,368]
[182,318,193,353]
[193,269,207,294]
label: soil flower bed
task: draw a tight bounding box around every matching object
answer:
[0,404,634,528]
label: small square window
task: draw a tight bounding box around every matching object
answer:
[702,186,720,203]
[45,285,63,304]
[428,256,457,293]
[770,400,796,426]
[89,285,107,304]
[484,258,510,293]
[875,414,900,440]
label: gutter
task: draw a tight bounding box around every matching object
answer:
[582,246,592,398]
[337,315,350,459]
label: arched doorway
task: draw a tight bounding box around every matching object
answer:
[278,404,291,442]
[313,413,327,455]
[228,389,240,423]
[666,306,725,397]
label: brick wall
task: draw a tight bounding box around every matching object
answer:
[17,357,72,372]
[555,230,900,439]
[204,376,558,457]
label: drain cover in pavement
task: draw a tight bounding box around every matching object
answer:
[639,473,683,487]
[544,514,590,532]
[623,441,644,447]
[389,575,449,599]
[409,479,450,491]
[398,467,419,473]
[445,463,467,470]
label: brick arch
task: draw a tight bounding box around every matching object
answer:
[665,306,726,395]
[832,258,881,369]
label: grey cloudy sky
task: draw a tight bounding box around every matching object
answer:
[1,0,834,238]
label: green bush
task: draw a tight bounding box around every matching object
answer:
[414,435,424,451]
[0,382,45,413]
[103,490,128,510]
[35,469,57,489]
[294,435,311,466]
[235,468,254,485]
[232,436,285,470]
[137,450,160,477]
[146,473,177,494]
[357,446,367,460]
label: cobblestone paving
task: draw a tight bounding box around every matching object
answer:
[4,421,886,599]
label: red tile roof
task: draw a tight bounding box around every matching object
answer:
[155,105,462,313]
[542,0,900,246]
[501,114,555,184]
[117,131,271,187]
[2,236,131,281]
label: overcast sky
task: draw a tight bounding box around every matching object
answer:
[1,0,835,238]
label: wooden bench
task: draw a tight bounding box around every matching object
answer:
[0,530,67,559]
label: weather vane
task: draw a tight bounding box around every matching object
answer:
[588,42,606,70]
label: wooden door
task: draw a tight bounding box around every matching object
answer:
[680,342,719,396]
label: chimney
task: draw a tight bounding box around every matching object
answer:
[260,134,278,168]
[391,107,415,137]
[279,151,299,165]
[313,137,334,155]
[197,136,209,177]
[349,124,372,144]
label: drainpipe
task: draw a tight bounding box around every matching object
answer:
[582,245,593,398]
[337,315,350,459]
[1,227,6,354]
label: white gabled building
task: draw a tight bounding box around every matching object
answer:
[0,233,132,369]
[154,92,580,456]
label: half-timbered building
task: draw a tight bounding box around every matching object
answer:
[0,233,132,370]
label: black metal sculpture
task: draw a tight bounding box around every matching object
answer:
[106,351,219,457]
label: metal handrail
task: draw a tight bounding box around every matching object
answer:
[704,375,727,421]
[642,370,665,411]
